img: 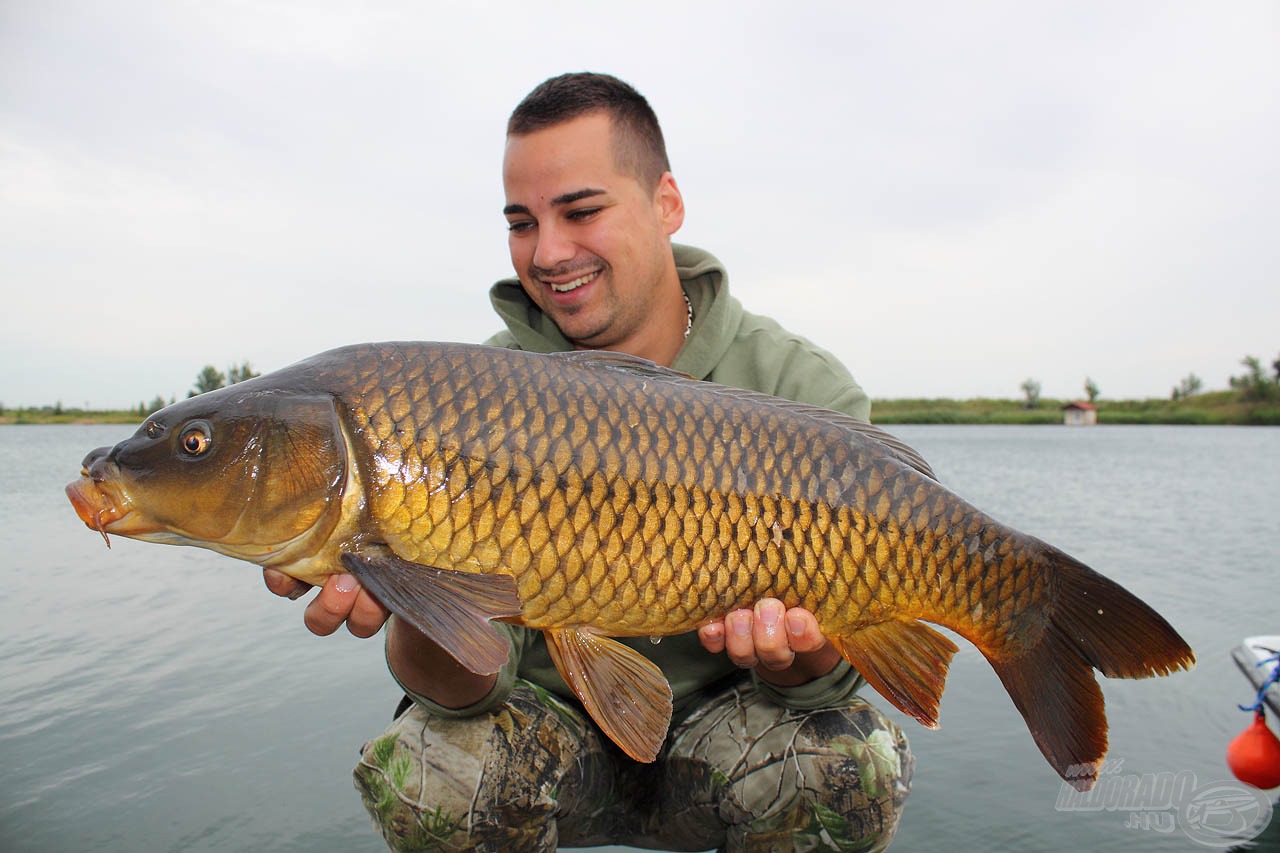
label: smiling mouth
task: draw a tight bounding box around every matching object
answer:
[543,269,600,293]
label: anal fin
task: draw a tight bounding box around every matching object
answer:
[543,628,674,763]
[832,620,958,728]
[341,550,523,676]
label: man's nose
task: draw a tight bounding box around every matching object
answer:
[531,221,576,271]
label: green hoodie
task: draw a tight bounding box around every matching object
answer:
[486,244,871,420]
[394,244,869,720]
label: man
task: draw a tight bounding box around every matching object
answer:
[266,73,911,852]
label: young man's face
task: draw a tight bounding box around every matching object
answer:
[502,112,683,350]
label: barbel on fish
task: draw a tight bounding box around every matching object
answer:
[66,342,1194,790]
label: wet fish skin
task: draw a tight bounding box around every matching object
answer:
[339,344,947,635]
[66,341,1195,786]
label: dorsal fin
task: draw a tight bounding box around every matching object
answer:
[758,400,938,481]
[547,349,937,481]
[549,349,696,381]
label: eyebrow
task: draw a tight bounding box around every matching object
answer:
[503,187,607,217]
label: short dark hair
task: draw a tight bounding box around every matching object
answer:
[508,72,671,191]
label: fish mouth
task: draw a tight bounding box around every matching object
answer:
[66,476,121,547]
[66,474,156,546]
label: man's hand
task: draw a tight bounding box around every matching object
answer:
[698,598,844,688]
[262,569,390,638]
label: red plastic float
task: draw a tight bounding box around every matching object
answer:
[1228,709,1280,790]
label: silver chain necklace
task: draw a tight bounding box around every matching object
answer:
[682,291,694,339]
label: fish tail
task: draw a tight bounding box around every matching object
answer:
[987,548,1195,791]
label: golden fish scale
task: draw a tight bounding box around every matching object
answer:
[335,343,1049,649]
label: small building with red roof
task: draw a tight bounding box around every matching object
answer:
[1062,401,1098,426]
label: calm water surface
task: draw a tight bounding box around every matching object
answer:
[1,424,1276,851]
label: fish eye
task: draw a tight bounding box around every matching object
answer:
[178,423,212,457]
[145,421,163,439]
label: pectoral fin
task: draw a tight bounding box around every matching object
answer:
[832,619,958,728]
[543,628,674,763]
[340,550,523,676]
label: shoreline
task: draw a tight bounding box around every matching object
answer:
[6,392,1278,427]
[870,390,1280,426]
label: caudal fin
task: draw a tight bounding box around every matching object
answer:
[987,548,1195,791]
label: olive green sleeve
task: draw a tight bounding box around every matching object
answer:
[768,344,871,424]
[481,330,521,349]
[384,623,533,718]
[750,660,865,710]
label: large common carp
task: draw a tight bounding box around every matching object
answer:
[66,342,1193,789]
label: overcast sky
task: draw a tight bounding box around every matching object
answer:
[2,1,1277,409]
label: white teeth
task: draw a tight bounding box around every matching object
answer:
[548,271,597,292]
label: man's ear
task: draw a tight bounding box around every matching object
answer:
[655,172,685,236]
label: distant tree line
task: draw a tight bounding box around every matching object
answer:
[1014,350,1278,409]
[1019,377,1097,409]
[16,352,1280,421]
[1171,373,1202,401]
[188,361,260,397]
[135,396,175,415]
[1227,354,1280,403]
[1083,377,1100,403]
[1020,378,1042,409]
[1167,352,1279,403]
[134,361,262,415]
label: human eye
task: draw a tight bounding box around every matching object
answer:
[506,218,535,234]
[566,206,602,223]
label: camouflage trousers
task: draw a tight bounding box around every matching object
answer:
[354,678,912,852]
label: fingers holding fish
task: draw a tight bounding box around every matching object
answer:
[780,607,829,656]
[696,620,727,654]
[766,609,846,687]
[701,599,823,672]
[718,609,762,668]
[262,567,311,601]
[302,574,355,636]
[750,599,795,671]
[302,574,391,638]
[699,601,844,688]
[701,604,768,666]
[344,588,392,639]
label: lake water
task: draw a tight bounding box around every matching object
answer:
[2,424,1277,851]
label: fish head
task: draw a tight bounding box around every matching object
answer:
[66,386,351,565]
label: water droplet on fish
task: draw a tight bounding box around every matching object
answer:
[649,635,662,645]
